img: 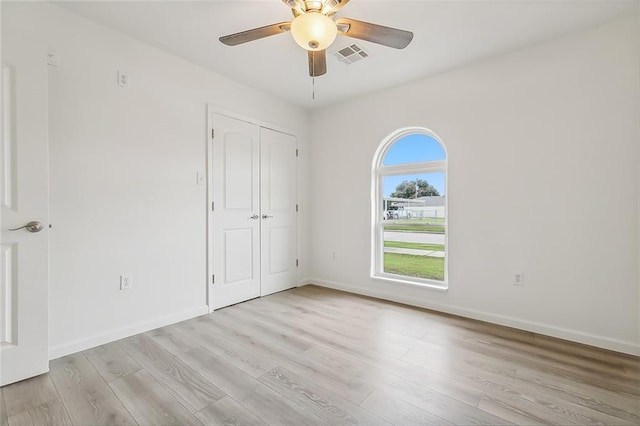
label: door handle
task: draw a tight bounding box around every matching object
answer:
[262,214,273,219]
[8,221,44,233]
[248,214,260,220]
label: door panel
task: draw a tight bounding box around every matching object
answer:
[260,128,297,297]
[223,134,255,210]
[211,114,260,309]
[266,143,291,210]
[267,226,291,274]
[0,37,50,385]
[224,229,255,283]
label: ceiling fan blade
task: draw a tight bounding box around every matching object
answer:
[323,0,351,15]
[336,18,413,49]
[220,22,291,46]
[308,50,327,77]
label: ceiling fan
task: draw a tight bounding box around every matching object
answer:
[219,0,414,77]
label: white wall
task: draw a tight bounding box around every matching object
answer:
[308,17,640,354]
[2,2,310,358]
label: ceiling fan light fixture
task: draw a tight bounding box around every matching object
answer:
[290,12,337,51]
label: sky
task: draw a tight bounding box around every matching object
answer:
[382,134,446,197]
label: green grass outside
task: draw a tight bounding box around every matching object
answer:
[384,241,445,252]
[384,253,445,281]
[384,225,445,233]
[403,218,445,224]
[383,218,445,233]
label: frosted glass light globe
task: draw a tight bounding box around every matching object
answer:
[290,12,338,51]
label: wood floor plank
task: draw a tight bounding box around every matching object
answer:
[291,286,463,335]
[230,295,513,396]
[304,344,483,407]
[476,332,626,376]
[1,389,9,426]
[622,362,640,379]
[221,297,409,362]
[239,298,504,408]
[48,354,135,426]
[194,396,268,426]
[510,353,640,398]
[84,342,142,383]
[146,324,202,356]
[534,334,638,370]
[258,289,421,337]
[515,365,640,422]
[191,315,376,405]
[270,289,429,340]
[2,374,59,418]
[213,308,314,355]
[297,287,633,377]
[234,296,412,358]
[109,370,202,426]
[180,347,329,425]
[477,395,555,425]
[118,334,225,413]
[7,400,72,426]
[424,329,633,390]
[210,303,359,359]
[467,369,637,425]
[296,286,537,344]
[402,340,518,382]
[365,367,512,425]
[360,388,454,426]
[169,318,278,379]
[257,366,389,426]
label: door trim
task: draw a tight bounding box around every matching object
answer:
[206,104,299,312]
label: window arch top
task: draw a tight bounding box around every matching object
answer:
[382,133,446,167]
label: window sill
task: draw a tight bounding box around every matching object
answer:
[371,273,448,291]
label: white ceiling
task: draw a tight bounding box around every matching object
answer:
[55,0,639,109]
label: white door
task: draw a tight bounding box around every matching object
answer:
[260,128,298,296]
[210,113,298,309]
[0,38,50,385]
[211,113,261,309]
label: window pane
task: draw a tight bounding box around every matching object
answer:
[382,134,445,166]
[382,172,445,281]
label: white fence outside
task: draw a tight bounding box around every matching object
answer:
[384,197,445,219]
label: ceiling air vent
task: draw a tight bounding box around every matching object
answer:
[332,44,370,65]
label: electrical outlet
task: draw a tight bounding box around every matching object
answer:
[120,273,133,290]
[514,273,524,287]
[332,251,336,260]
[196,170,205,186]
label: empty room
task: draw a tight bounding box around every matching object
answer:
[1,0,639,425]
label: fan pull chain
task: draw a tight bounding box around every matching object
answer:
[312,77,316,100]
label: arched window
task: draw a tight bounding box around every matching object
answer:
[371,128,448,288]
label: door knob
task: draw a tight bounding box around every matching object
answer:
[262,214,273,219]
[248,214,260,220]
[8,221,44,233]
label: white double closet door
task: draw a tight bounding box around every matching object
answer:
[211,113,298,310]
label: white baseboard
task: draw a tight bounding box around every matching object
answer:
[307,278,640,356]
[49,306,210,360]
[298,278,313,287]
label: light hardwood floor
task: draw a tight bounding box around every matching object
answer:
[2,285,639,425]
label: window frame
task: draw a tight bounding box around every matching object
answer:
[371,128,449,290]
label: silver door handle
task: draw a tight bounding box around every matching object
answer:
[262,214,273,219]
[248,214,260,220]
[8,221,44,233]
